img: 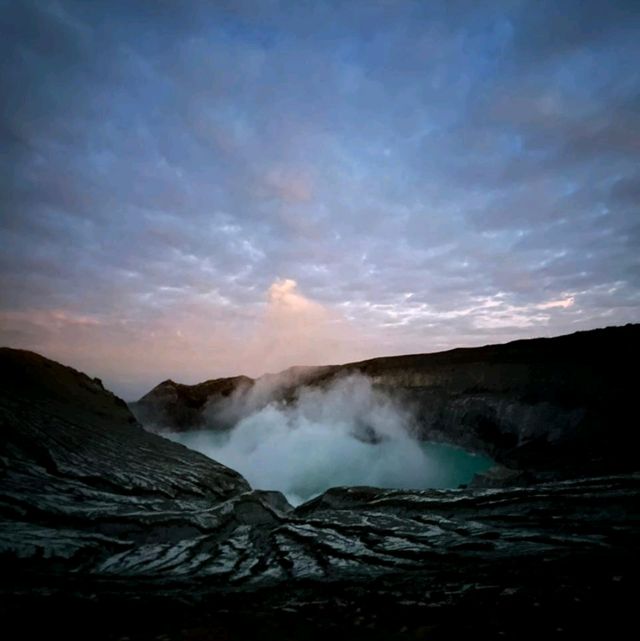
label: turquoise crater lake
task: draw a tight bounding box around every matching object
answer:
[166,427,494,506]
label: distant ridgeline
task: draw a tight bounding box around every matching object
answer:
[130,324,640,483]
[0,330,639,639]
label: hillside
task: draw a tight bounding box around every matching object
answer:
[131,324,640,480]
[0,345,638,639]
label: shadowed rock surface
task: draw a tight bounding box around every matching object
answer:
[1,346,639,638]
[131,375,255,430]
[131,324,639,482]
[130,365,329,431]
[0,348,250,501]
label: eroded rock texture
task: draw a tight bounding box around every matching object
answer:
[1,346,638,639]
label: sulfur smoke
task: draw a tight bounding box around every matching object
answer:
[167,374,490,505]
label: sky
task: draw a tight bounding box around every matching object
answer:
[1,0,639,399]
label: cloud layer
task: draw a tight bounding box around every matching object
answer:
[1,0,639,397]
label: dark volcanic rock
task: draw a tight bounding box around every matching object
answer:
[1,347,639,639]
[131,324,640,481]
[129,375,254,430]
[0,348,257,565]
[129,364,333,432]
[346,323,639,479]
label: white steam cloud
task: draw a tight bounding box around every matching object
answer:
[167,374,491,505]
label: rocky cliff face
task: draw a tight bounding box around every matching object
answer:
[347,325,638,479]
[0,348,254,563]
[130,324,639,481]
[129,365,331,431]
[131,374,255,430]
[1,346,638,639]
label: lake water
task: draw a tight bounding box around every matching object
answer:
[165,427,493,506]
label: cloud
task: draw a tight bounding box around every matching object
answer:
[262,167,314,204]
[0,277,369,399]
[0,0,638,397]
[241,278,362,374]
[537,297,575,311]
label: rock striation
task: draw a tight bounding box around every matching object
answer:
[0,345,638,638]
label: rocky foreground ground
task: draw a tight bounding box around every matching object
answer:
[1,330,639,639]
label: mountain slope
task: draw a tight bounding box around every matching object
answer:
[0,346,638,639]
[131,324,640,479]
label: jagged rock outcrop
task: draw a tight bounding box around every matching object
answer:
[0,347,638,639]
[131,324,639,481]
[0,348,255,559]
[129,365,331,431]
[130,375,255,430]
